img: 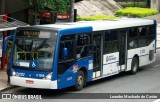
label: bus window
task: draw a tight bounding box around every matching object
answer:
[58,35,75,76]
[139,27,147,36]
[76,33,92,59]
[147,25,156,45]
[104,30,118,54]
[138,27,148,47]
[128,28,138,49]
[105,30,117,41]
[58,35,75,62]
[13,38,56,70]
[149,25,156,35]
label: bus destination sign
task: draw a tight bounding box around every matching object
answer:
[18,30,51,38]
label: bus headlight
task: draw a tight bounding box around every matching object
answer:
[12,69,18,76]
[44,73,52,80]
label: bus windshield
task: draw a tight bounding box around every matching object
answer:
[12,30,57,71]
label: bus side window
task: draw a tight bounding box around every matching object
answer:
[76,33,92,59]
[128,28,138,49]
[58,35,75,76]
[58,35,75,62]
[104,30,118,54]
[149,25,156,35]
[147,25,156,45]
[138,27,148,47]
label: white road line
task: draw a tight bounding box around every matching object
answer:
[153,64,160,68]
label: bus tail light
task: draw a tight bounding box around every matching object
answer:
[44,73,52,80]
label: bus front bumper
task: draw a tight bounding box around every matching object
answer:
[10,76,57,89]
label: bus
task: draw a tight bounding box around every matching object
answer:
[9,18,156,90]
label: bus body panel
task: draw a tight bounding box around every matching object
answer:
[12,68,51,79]
[10,68,58,89]
[52,26,93,81]
[10,76,57,89]
[57,57,93,89]
[59,26,93,36]
[56,27,93,89]
[127,40,156,71]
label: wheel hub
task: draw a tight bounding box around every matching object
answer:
[77,76,83,86]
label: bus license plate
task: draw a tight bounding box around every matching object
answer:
[26,80,34,84]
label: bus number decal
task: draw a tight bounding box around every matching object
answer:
[67,77,72,81]
[36,74,45,78]
[140,49,145,54]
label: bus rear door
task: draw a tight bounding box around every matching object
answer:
[93,33,103,78]
[119,29,128,71]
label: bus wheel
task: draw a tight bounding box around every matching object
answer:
[75,70,85,91]
[130,57,139,75]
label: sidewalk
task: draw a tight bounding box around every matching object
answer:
[145,13,160,23]
[0,69,16,92]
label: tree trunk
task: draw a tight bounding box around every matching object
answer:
[146,0,150,8]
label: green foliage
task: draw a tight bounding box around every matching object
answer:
[115,7,158,18]
[120,2,147,8]
[29,0,71,13]
[56,0,70,13]
[29,0,56,11]
[77,15,118,21]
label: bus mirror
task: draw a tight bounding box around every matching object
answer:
[63,48,68,57]
[4,35,14,52]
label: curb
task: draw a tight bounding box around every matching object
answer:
[0,86,19,93]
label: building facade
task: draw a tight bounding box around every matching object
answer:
[0,0,29,22]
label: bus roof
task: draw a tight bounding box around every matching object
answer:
[34,18,155,31]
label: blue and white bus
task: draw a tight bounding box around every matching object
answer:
[9,18,156,90]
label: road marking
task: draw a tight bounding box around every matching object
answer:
[153,64,160,68]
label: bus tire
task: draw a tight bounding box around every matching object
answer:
[130,57,139,75]
[75,70,85,91]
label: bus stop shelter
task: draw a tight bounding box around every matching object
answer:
[0,14,29,69]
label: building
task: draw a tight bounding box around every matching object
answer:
[0,0,29,22]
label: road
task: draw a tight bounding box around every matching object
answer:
[1,27,160,102]
[157,25,160,48]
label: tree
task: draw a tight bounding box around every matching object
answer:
[146,0,150,7]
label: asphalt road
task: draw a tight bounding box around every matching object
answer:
[157,25,160,48]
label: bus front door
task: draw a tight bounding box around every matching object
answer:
[93,33,103,78]
[119,30,128,71]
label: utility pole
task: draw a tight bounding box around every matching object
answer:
[146,0,150,7]
[70,0,75,22]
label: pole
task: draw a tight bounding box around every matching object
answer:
[70,0,75,22]
[74,9,77,22]
[1,14,7,69]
